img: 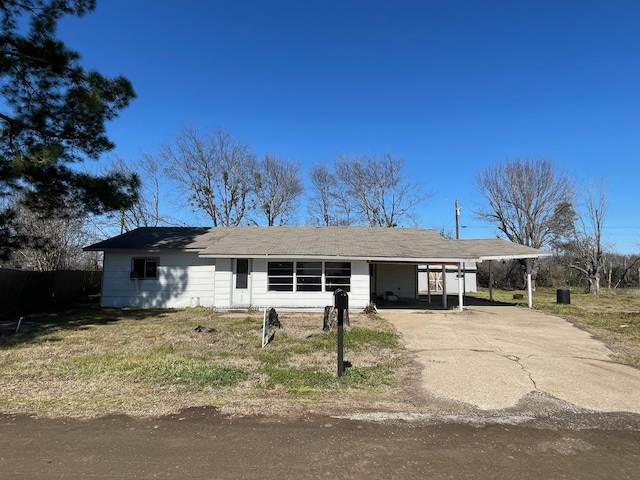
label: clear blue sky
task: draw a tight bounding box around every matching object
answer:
[58,0,640,253]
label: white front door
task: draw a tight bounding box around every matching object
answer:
[232,258,251,307]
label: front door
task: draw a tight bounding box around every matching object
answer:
[232,258,251,308]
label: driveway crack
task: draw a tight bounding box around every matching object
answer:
[476,338,540,391]
[502,353,538,390]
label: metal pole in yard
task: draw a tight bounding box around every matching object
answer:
[334,289,348,377]
[337,308,344,377]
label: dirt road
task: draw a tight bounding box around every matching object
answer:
[1,407,639,479]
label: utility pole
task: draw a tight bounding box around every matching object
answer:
[455,199,461,240]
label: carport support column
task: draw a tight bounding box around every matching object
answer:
[457,262,464,311]
[426,265,431,303]
[526,259,533,309]
[441,265,447,309]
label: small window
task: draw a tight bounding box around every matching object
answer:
[296,261,322,292]
[131,258,158,279]
[268,261,293,291]
[325,261,351,292]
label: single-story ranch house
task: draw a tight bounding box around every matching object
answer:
[84,226,551,311]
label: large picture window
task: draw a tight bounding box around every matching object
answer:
[131,258,158,279]
[268,261,293,291]
[267,261,351,292]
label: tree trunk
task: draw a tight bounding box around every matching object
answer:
[587,275,600,294]
[520,259,537,291]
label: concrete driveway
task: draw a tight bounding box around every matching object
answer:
[379,305,640,414]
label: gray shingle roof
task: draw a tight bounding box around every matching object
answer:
[84,227,217,251]
[85,226,551,262]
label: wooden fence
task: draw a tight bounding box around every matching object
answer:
[0,269,101,316]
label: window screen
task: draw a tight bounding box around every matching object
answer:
[325,261,351,292]
[268,261,293,291]
[296,261,322,292]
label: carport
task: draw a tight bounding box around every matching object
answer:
[451,238,553,310]
[369,237,552,311]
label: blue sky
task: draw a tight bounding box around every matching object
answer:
[58,0,639,253]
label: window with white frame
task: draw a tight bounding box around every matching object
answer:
[296,261,322,291]
[268,261,294,291]
[325,261,351,292]
[267,261,351,292]
[131,258,159,279]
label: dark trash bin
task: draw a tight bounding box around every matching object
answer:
[557,288,570,304]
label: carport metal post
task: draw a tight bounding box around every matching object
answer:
[457,262,464,311]
[526,259,533,309]
[441,265,447,309]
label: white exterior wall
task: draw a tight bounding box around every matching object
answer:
[213,258,233,309]
[101,251,215,308]
[101,253,380,311]
[212,259,370,311]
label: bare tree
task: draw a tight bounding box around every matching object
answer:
[161,127,257,226]
[104,154,172,233]
[334,153,430,227]
[612,255,640,289]
[9,198,94,271]
[306,163,353,226]
[253,155,303,226]
[475,158,575,288]
[566,180,608,294]
[475,158,575,248]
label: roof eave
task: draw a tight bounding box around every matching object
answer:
[475,252,553,263]
[199,253,483,263]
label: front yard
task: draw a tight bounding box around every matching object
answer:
[0,299,411,418]
[3,287,639,419]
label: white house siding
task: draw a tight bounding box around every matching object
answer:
[213,258,233,310]
[417,263,477,294]
[101,251,215,308]
[215,259,370,311]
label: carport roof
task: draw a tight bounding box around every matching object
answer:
[85,226,550,263]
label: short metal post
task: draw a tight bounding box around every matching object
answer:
[337,308,344,377]
[333,289,348,378]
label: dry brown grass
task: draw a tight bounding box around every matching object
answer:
[0,300,414,419]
